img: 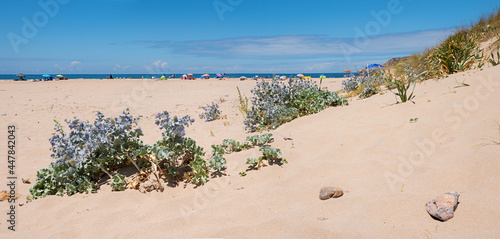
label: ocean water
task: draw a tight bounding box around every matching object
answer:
[0,73,357,80]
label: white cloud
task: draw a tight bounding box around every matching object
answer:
[54,60,82,72]
[70,61,81,67]
[142,28,454,60]
[113,64,131,71]
[130,28,456,73]
[145,60,169,73]
[161,62,168,69]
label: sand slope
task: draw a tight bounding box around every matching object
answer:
[0,66,499,238]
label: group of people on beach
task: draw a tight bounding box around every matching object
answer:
[15,75,68,82]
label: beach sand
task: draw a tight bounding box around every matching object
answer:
[0,67,499,238]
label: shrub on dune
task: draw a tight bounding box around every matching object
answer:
[29,110,209,199]
[244,78,347,132]
[427,30,483,76]
[342,70,385,99]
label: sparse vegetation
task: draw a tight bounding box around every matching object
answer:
[237,86,249,118]
[199,102,221,122]
[488,46,500,66]
[29,105,288,200]
[29,110,209,199]
[388,8,500,80]
[455,79,470,87]
[208,134,285,172]
[342,70,385,99]
[245,78,347,132]
[385,66,424,103]
[246,146,287,169]
[427,30,483,76]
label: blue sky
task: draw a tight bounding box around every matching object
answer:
[0,0,498,74]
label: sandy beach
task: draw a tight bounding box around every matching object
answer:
[0,65,499,238]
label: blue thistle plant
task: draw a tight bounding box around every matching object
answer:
[30,109,144,199]
[153,111,208,185]
[244,78,347,131]
[199,102,221,122]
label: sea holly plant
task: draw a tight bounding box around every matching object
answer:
[245,78,347,132]
[246,146,287,169]
[199,102,221,122]
[110,174,126,191]
[342,70,385,98]
[29,109,212,200]
[221,139,244,152]
[152,111,208,184]
[342,77,359,92]
[246,133,274,147]
[208,144,226,172]
[208,133,283,172]
[50,109,144,171]
[29,109,145,199]
[29,110,287,200]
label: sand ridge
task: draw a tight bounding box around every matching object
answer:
[0,66,499,238]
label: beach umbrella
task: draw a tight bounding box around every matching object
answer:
[56,75,63,78]
[280,76,286,80]
[42,74,50,77]
[187,73,193,76]
[16,74,25,78]
[342,69,351,73]
[240,76,246,80]
[319,74,326,80]
[202,74,209,77]
[366,64,383,70]
[297,74,304,77]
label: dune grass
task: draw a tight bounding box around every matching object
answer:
[389,8,500,80]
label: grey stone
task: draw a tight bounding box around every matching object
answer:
[425,191,460,222]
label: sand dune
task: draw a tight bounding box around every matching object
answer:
[0,66,499,238]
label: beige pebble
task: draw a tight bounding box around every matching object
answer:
[319,186,343,200]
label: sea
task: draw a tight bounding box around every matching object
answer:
[0,73,357,80]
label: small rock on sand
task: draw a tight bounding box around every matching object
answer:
[319,186,343,200]
[425,191,460,222]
